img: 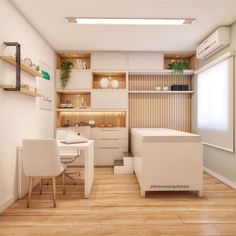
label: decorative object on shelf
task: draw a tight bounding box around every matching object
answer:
[79,96,87,109]
[99,77,109,89]
[76,59,87,70]
[41,70,50,80]
[168,60,189,76]
[162,86,169,91]
[155,86,161,91]
[60,60,74,89]
[88,120,95,128]
[171,84,189,91]
[22,57,32,67]
[65,100,73,108]
[111,79,120,89]
[63,120,70,127]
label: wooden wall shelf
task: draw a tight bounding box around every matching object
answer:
[0,56,42,77]
[128,70,195,76]
[128,91,194,94]
[0,84,42,97]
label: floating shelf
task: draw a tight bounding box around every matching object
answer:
[128,70,195,76]
[0,84,43,97]
[128,90,194,94]
[0,56,42,77]
[56,89,92,94]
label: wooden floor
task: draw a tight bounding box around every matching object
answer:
[1,168,236,236]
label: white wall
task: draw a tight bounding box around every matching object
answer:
[193,22,236,184]
[0,0,55,212]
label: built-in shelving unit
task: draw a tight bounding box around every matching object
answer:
[0,84,42,97]
[164,52,196,70]
[56,52,91,70]
[0,56,42,77]
[92,72,127,89]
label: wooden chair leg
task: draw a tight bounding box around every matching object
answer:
[27,177,34,208]
[52,177,56,208]
[62,171,65,195]
[39,178,43,195]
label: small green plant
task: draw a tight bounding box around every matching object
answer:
[60,60,74,89]
[168,60,189,76]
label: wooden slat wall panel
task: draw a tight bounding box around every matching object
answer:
[128,75,191,132]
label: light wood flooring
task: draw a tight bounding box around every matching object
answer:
[1,167,236,236]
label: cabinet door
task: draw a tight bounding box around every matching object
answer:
[91,52,127,70]
[128,52,164,70]
[91,90,128,109]
[56,70,92,90]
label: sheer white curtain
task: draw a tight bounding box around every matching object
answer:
[197,56,234,152]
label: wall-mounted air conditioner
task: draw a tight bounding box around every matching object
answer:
[196,27,230,60]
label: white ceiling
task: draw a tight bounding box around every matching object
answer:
[10,0,236,52]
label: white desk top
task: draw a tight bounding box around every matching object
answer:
[57,140,94,148]
[131,128,201,142]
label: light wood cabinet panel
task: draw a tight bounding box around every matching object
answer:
[56,70,92,90]
[128,52,164,70]
[91,52,127,70]
[91,90,128,109]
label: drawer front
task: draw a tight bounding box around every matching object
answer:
[94,147,128,166]
[91,90,128,109]
[94,139,128,148]
[92,128,128,139]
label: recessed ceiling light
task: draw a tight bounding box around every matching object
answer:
[65,17,196,25]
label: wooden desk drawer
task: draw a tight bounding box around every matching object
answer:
[94,139,128,148]
[92,128,128,139]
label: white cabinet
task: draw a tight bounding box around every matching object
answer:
[91,90,128,109]
[128,52,164,70]
[56,70,92,90]
[92,128,128,166]
[91,52,127,70]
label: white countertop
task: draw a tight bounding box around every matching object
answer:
[131,128,201,142]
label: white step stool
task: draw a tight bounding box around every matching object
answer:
[114,152,134,175]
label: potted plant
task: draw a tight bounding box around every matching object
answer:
[168,60,189,76]
[60,60,74,89]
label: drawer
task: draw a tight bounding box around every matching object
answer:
[92,128,128,139]
[94,139,128,148]
[94,147,128,166]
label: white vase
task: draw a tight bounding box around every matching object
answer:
[111,80,119,89]
[99,78,109,89]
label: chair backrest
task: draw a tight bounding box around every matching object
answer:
[22,139,63,177]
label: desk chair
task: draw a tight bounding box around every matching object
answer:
[56,126,91,184]
[22,139,65,208]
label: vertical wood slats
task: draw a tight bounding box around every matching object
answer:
[128,75,192,132]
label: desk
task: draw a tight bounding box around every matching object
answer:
[17,140,94,199]
[57,140,94,198]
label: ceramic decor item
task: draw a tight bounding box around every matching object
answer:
[99,77,109,89]
[111,79,119,89]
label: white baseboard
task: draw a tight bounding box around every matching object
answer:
[203,166,236,189]
[0,193,18,213]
